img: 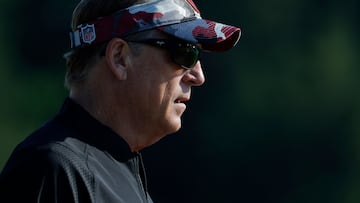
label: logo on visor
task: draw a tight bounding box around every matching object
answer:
[81,24,96,44]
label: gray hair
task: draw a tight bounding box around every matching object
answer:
[64,0,153,90]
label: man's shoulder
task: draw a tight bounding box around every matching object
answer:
[7,117,89,168]
[0,118,96,202]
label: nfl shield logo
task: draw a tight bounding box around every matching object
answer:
[81,24,96,44]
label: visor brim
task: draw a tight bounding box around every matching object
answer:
[159,19,241,52]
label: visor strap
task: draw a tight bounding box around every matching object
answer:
[70,30,81,48]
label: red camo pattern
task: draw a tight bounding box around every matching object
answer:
[71,0,240,52]
[114,11,164,35]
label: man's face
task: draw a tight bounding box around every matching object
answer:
[124,35,205,139]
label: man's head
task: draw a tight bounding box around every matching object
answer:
[64,0,240,150]
[65,0,240,88]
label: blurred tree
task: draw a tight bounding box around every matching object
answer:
[0,0,359,202]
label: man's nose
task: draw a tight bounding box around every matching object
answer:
[182,61,205,86]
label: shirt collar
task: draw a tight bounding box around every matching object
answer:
[56,97,137,162]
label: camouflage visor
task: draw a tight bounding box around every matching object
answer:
[69,0,241,52]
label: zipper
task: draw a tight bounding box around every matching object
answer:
[134,152,149,202]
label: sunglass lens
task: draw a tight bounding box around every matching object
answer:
[173,46,199,69]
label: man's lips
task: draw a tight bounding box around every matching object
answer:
[175,97,190,104]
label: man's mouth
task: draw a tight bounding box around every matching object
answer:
[175,97,189,104]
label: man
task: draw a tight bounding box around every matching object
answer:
[0,0,240,202]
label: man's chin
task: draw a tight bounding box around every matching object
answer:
[164,118,182,135]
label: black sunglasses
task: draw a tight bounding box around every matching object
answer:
[127,39,201,70]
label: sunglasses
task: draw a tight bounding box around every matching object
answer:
[127,39,201,70]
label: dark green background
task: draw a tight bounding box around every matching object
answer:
[1,0,359,202]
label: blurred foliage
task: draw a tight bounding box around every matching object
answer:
[0,0,359,202]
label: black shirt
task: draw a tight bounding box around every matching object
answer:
[0,98,153,203]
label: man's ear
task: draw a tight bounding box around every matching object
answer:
[105,38,132,80]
